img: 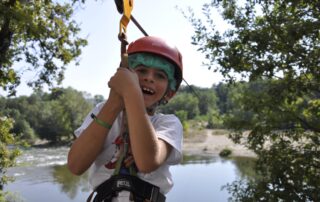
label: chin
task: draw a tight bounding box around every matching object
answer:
[144,100,158,109]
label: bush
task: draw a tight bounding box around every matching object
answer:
[219,148,232,157]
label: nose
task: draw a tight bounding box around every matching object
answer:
[143,71,155,83]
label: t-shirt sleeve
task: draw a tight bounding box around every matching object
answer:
[74,102,105,137]
[153,114,183,165]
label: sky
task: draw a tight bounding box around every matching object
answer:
[7,0,228,97]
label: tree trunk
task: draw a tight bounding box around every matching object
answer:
[0,19,13,67]
[0,0,16,67]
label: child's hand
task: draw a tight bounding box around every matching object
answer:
[108,67,140,97]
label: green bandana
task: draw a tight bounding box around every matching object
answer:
[128,53,176,90]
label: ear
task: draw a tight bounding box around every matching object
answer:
[164,90,176,102]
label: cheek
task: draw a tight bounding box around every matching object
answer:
[157,81,169,93]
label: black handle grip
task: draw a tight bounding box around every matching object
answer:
[114,0,123,14]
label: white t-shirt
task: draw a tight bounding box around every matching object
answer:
[74,102,183,200]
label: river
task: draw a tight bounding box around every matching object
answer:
[3,147,255,202]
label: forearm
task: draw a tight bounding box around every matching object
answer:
[67,101,121,175]
[124,91,170,173]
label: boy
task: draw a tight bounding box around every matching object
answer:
[67,36,183,202]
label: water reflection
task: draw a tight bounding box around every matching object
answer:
[181,154,220,165]
[51,165,89,200]
[229,156,257,180]
[4,148,256,202]
[181,155,257,180]
[168,155,257,202]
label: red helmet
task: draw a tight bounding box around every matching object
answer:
[127,36,183,91]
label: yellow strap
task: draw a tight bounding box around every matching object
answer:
[119,0,134,37]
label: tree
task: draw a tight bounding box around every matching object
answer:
[0,117,20,199]
[187,0,320,200]
[40,87,92,142]
[215,82,230,114]
[198,89,217,116]
[223,81,257,130]
[0,0,89,199]
[177,85,219,117]
[159,92,200,119]
[1,88,93,143]
[0,0,87,96]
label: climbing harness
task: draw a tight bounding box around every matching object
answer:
[92,175,166,202]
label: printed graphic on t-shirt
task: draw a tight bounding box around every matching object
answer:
[104,135,137,175]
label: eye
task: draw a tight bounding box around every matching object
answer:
[135,67,148,75]
[155,71,167,80]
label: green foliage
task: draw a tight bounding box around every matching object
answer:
[0,117,21,193]
[160,85,222,125]
[207,110,223,129]
[207,114,214,129]
[187,0,320,200]
[219,148,232,157]
[160,92,199,119]
[215,83,230,114]
[0,1,91,199]
[0,0,88,96]
[0,87,94,144]
[93,95,105,106]
[40,87,93,142]
[12,119,36,144]
[175,110,189,132]
[175,110,188,123]
[197,89,218,116]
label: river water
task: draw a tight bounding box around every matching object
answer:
[4,147,255,202]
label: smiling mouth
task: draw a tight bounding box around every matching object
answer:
[142,87,155,95]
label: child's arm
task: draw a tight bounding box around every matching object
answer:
[125,91,173,173]
[108,68,172,173]
[67,90,123,175]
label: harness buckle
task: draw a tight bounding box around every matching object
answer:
[93,174,166,202]
[112,175,133,192]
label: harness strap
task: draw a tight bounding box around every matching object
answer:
[92,174,166,202]
[113,113,137,176]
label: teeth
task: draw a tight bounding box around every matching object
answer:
[142,87,154,94]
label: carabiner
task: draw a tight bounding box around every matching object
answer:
[118,0,133,39]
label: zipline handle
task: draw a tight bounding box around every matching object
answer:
[115,0,133,68]
[119,0,133,40]
[114,0,124,13]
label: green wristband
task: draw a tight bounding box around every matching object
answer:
[91,113,112,130]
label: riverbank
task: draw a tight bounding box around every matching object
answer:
[183,129,256,158]
[31,129,256,158]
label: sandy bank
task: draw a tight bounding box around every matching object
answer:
[182,129,256,158]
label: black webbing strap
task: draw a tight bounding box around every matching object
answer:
[93,174,166,202]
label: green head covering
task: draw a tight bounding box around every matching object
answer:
[128,53,176,91]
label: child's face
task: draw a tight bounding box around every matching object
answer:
[134,65,171,108]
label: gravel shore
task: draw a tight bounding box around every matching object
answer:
[182,129,256,157]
